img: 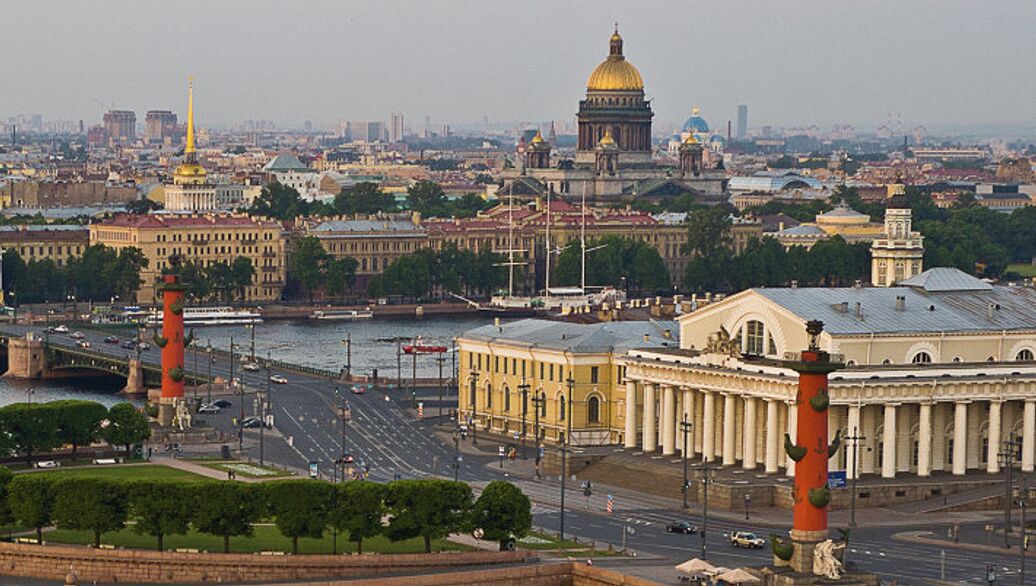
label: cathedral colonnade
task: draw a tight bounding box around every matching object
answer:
[620,378,1036,478]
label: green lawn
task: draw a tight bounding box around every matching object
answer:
[24,464,207,482]
[44,524,472,554]
[517,531,618,556]
[199,461,295,479]
[1008,263,1036,277]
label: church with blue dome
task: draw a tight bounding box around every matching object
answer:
[499,28,726,204]
[682,108,710,134]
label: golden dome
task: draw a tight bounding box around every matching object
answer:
[586,28,644,91]
[530,130,545,144]
[598,129,617,147]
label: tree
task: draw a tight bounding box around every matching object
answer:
[289,237,330,303]
[328,481,385,554]
[325,257,358,298]
[554,236,669,294]
[406,180,447,217]
[446,193,489,218]
[8,475,55,543]
[0,466,14,527]
[101,403,151,456]
[53,400,108,455]
[469,481,532,548]
[334,182,396,215]
[1,249,26,300]
[685,207,732,258]
[385,479,472,553]
[125,199,163,214]
[52,478,128,548]
[230,256,256,301]
[249,182,310,220]
[109,247,149,300]
[191,482,264,553]
[129,481,195,551]
[0,403,61,462]
[265,480,332,554]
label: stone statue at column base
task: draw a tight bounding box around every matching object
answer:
[812,539,844,579]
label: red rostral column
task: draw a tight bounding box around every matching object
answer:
[783,320,843,573]
[158,272,187,424]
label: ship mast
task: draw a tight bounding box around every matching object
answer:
[580,183,587,293]
[544,187,551,297]
[508,190,514,296]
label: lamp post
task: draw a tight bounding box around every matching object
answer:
[744,493,751,520]
[559,376,574,541]
[452,428,461,481]
[435,351,445,418]
[343,332,352,379]
[260,351,271,466]
[680,415,692,509]
[518,377,530,460]
[1000,439,1021,549]
[469,371,479,446]
[206,342,214,404]
[246,323,256,362]
[532,391,544,478]
[231,335,243,454]
[1019,473,1028,586]
[694,461,719,560]
[846,426,866,527]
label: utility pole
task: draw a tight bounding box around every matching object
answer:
[846,426,866,527]
[680,415,692,509]
[396,338,402,388]
[1020,473,1027,586]
[559,376,574,541]
[435,352,445,418]
[693,461,719,560]
[411,348,418,409]
[452,429,461,481]
[206,341,213,404]
[344,333,352,379]
[518,377,530,460]
[1001,438,1021,549]
[469,371,478,446]
[260,352,271,466]
[532,391,544,478]
[231,336,242,454]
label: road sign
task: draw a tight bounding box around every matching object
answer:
[606,494,613,513]
[827,470,847,488]
[417,402,423,418]
[513,431,520,440]
[308,461,319,479]
[498,446,505,456]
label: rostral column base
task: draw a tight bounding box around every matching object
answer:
[788,528,829,574]
[157,396,176,427]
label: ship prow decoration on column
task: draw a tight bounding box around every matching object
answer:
[157,255,189,426]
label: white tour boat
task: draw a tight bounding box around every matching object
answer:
[147,306,263,326]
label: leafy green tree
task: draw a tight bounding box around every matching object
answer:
[129,481,194,551]
[249,182,310,220]
[555,236,670,293]
[0,403,61,462]
[469,481,532,548]
[334,182,396,215]
[265,480,332,554]
[191,482,264,553]
[325,257,359,298]
[231,256,256,301]
[0,466,14,527]
[125,198,163,214]
[101,403,151,456]
[328,481,385,554]
[406,180,447,217]
[446,193,489,218]
[385,479,472,553]
[289,236,330,303]
[109,247,149,300]
[52,478,128,548]
[685,206,733,259]
[1,249,26,300]
[53,400,108,455]
[8,475,55,543]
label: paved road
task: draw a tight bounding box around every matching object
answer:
[7,324,1033,584]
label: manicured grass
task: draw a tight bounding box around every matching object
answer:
[25,464,207,482]
[517,530,618,556]
[199,461,295,479]
[1008,263,1036,277]
[44,524,472,554]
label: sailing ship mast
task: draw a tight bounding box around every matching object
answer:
[544,187,551,297]
[580,182,587,293]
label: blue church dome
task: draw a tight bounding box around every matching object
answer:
[681,107,710,133]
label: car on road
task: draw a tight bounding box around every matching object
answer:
[104,335,119,344]
[70,331,85,340]
[212,399,233,409]
[198,403,221,414]
[54,325,69,333]
[138,342,151,350]
[730,531,765,548]
[270,374,288,384]
[350,385,365,395]
[241,417,262,428]
[120,340,136,349]
[76,340,91,348]
[242,362,260,372]
[342,453,355,464]
[665,521,698,534]
[46,327,56,334]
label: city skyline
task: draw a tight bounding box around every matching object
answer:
[3,1,1035,134]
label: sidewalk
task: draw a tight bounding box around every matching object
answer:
[156,456,288,483]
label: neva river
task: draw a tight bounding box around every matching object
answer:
[0,315,499,405]
[178,315,494,380]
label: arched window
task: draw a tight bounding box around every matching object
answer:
[559,395,566,421]
[587,396,601,423]
[745,320,764,355]
[503,386,511,412]
[767,332,777,356]
[912,351,932,364]
[1017,349,1035,361]
[540,392,547,417]
[882,359,893,365]
[469,380,477,408]
[952,357,963,363]
[486,384,493,409]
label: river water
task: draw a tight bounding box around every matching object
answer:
[0,315,499,405]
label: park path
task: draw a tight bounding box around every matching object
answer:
[157,456,287,483]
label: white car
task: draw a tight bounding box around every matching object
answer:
[269,374,288,384]
[730,531,765,549]
[54,325,69,333]
[70,331,86,340]
[242,362,260,372]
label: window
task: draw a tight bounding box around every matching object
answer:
[503,386,510,412]
[912,351,932,364]
[539,363,544,379]
[745,320,764,355]
[767,333,777,356]
[1017,349,1035,361]
[559,395,566,421]
[540,392,547,417]
[469,380,476,409]
[590,366,599,384]
[587,396,601,423]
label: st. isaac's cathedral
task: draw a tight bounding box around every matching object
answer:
[499,28,727,203]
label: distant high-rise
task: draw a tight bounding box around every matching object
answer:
[103,110,136,145]
[347,121,386,142]
[736,104,748,138]
[389,112,404,143]
[145,110,178,145]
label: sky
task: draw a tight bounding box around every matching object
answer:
[3,0,1035,133]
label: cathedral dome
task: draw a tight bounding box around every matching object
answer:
[681,108,710,133]
[586,28,644,91]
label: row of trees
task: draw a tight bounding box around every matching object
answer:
[367,245,506,300]
[0,401,150,462]
[1,244,148,305]
[0,476,531,555]
[248,182,489,222]
[553,236,671,293]
[288,237,359,302]
[168,256,256,303]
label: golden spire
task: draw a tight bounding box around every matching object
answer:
[530,130,545,144]
[598,129,616,147]
[184,76,196,155]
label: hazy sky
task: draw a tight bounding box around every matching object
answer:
[4,1,1035,132]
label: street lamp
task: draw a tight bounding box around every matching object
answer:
[245,323,256,362]
[452,428,461,482]
[206,342,214,404]
[469,371,479,446]
[847,426,866,527]
[559,376,574,541]
[531,391,544,479]
[518,377,530,460]
[435,350,445,418]
[680,415,692,509]
[744,493,751,520]
[694,461,719,560]
[260,351,272,466]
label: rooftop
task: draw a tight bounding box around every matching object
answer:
[460,318,679,354]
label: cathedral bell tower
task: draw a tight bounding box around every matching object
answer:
[679,133,704,177]
[595,130,620,175]
[870,183,924,286]
[526,130,551,169]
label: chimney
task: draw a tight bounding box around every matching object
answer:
[663,329,673,340]
[778,221,785,232]
[494,317,501,328]
[837,301,849,313]
[643,333,650,343]
[791,280,798,289]
[895,295,905,311]
[855,302,863,319]
[987,303,995,320]
[854,280,862,288]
